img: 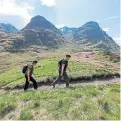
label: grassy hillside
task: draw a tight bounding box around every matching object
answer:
[0,51,120,120]
[0,84,120,120]
[0,51,119,88]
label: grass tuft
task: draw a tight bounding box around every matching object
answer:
[19,110,33,120]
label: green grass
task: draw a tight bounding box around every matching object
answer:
[0,95,16,118]
[20,110,33,120]
[0,50,119,120]
[0,84,120,120]
[0,56,118,88]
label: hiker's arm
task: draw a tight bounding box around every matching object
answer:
[27,70,30,81]
[61,64,65,76]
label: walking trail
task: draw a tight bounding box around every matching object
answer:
[0,77,120,93]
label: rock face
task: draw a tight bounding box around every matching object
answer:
[22,29,64,50]
[21,15,65,50]
[0,23,18,33]
[0,31,23,52]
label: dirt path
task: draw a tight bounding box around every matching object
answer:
[0,78,120,93]
[38,78,120,90]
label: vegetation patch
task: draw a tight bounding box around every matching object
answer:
[0,101,16,118]
[19,110,33,120]
[0,84,120,120]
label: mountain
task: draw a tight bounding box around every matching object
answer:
[0,23,18,33]
[21,15,65,50]
[0,17,119,53]
[61,21,119,53]
[0,31,23,52]
[22,15,59,32]
[60,26,77,34]
[73,21,110,41]
[73,21,120,52]
[0,15,65,52]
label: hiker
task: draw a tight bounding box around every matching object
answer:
[53,55,71,88]
[23,61,38,91]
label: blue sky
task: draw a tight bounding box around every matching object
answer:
[0,0,120,45]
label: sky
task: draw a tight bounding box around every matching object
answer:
[0,0,120,45]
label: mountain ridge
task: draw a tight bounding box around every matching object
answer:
[0,16,119,53]
[60,21,119,53]
[0,23,18,33]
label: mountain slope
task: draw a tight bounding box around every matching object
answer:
[74,21,119,52]
[21,15,65,50]
[0,23,18,33]
[0,31,23,52]
[73,21,110,41]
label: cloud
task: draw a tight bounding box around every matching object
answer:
[98,16,119,22]
[113,37,120,41]
[113,37,120,46]
[0,0,34,26]
[102,28,110,32]
[40,0,56,7]
[56,24,65,28]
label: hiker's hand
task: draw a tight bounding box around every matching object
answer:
[28,72,30,81]
[28,76,30,81]
[60,73,63,77]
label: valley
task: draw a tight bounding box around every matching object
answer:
[0,15,120,120]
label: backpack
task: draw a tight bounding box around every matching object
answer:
[22,65,28,74]
[58,59,63,67]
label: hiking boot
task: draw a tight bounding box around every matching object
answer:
[34,88,38,91]
[53,84,55,88]
[66,85,69,88]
